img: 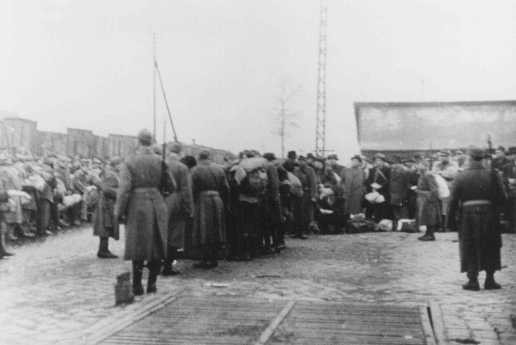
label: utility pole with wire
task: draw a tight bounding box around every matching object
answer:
[152,33,157,142]
[152,33,179,143]
[314,0,328,157]
[273,83,300,158]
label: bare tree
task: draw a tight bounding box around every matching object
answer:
[272,82,301,158]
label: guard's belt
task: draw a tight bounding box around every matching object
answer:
[463,200,491,207]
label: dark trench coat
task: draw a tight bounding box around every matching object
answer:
[191,161,228,248]
[165,154,193,249]
[93,170,120,239]
[416,172,441,227]
[449,161,505,273]
[115,147,171,262]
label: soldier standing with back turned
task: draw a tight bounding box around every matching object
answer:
[115,130,172,295]
[449,147,506,290]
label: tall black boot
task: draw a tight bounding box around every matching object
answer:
[418,226,436,241]
[485,271,502,290]
[441,215,446,232]
[132,261,144,296]
[97,237,117,258]
[147,260,160,293]
[463,271,480,291]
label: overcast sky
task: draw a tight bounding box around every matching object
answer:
[2,0,516,159]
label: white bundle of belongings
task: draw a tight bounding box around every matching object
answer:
[232,158,268,197]
[84,185,99,207]
[433,173,450,200]
[7,190,32,205]
[0,167,23,190]
[350,213,366,221]
[238,157,266,172]
[318,185,334,199]
[287,172,303,197]
[396,219,418,233]
[25,174,46,191]
[62,194,82,208]
[376,219,393,232]
[232,157,266,185]
[365,191,385,204]
[332,171,342,185]
[55,179,67,196]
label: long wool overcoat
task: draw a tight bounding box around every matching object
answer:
[115,147,171,261]
[341,166,366,215]
[191,161,228,248]
[449,161,505,273]
[416,172,441,227]
[93,169,120,239]
[165,154,193,248]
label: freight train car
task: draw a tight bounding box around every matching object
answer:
[0,115,235,163]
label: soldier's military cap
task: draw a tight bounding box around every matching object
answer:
[137,129,153,146]
[110,157,123,167]
[468,146,485,160]
[168,141,183,154]
[374,153,386,161]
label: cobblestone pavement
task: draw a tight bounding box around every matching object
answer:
[0,227,515,345]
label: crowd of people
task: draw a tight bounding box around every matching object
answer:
[0,153,115,256]
[1,129,514,293]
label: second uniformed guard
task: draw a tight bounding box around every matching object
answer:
[449,147,506,291]
[115,129,171,295]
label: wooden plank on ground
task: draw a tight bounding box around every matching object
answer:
[99,295,432,345]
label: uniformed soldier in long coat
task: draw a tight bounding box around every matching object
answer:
[263,153,282,253]
[341,155,366,215]
[191,150,229,268]
[93,158,121,259]
[449,147,506,290]
[115,130,171,295]
[162,142,193,276]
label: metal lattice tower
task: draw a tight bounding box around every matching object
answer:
[315,0,328,157]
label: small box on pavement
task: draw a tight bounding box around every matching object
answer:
[115,272,134,305]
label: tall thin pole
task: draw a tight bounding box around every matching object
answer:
[315,0,328,157]
[162,114,166,145]
[280,99,286,158]
[155,60,179,142]
[152,33,157,142]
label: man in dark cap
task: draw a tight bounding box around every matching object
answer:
[93,157,122,258]
[389,155,410,230]
[326,154,344,176]
[191,150,229,268]
[325,154,346,224]
[341,155,366,215]
[306,153,316,167]
[115,129,172,295]
[365,153,391,221]
[298,155,318,234]
[449,146,506,290]
[493,146,511,174]
[262,153,282,252]
[286,150,297,165]
[403,158,419,219]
